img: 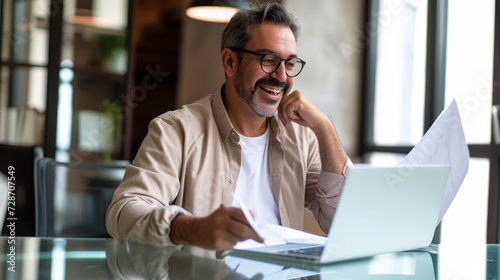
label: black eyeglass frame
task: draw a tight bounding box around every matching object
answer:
[230,47,306,77]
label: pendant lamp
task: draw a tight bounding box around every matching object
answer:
[186,0,249,23]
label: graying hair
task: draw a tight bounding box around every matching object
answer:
[221,2,300,54]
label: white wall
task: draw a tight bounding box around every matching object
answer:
[284,0,364,158]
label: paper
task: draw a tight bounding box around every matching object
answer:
[399,99,470,225]
[232,197,327,249]
[233,196,265,239]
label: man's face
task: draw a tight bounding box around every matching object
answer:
[233,22,296,117]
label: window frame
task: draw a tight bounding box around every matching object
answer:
[361,0,500,243]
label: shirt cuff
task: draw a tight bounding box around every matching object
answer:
[163,206,193,245]
[343,157,354,177]
[317,156,353,191]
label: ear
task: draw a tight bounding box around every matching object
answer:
[221,48,237,77]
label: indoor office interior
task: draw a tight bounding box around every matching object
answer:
[0,0,498,278]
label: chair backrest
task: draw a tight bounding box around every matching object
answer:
[35,158,128,237]
[0,172,8,231]
[0,143,43,236]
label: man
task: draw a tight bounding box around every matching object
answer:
[106,2,351,250]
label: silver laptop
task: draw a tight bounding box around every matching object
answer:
[231,165,449,264]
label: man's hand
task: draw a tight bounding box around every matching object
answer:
[278,90,329,129]
[169,205,264,250]
[278,90,347,175]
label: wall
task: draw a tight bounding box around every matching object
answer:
[285,0,365,236]
[284,0,364,159]
[176,17,226,108]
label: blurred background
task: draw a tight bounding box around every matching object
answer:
[1,0,499,277]
[0,0,364,163]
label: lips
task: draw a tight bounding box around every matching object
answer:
[259,86,282,95]
[255,77,287,100]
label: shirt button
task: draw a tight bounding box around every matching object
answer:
[229,178,234,184]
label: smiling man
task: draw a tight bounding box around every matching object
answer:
[106,2,351,250]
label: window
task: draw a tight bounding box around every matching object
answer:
[373,0,428,146]
[363,0,497,247]
[0,0,129,162]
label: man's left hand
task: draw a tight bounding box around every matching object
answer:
[278,90,329,129]
[278,89,347,175]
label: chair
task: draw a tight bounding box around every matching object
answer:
[0,143,43,236]
[34,158,128,237]
[0,172,8,231]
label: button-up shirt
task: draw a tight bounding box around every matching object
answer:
[106,86,350,246]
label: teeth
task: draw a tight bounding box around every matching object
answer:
[261,86,282,95]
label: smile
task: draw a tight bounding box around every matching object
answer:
[260,86,282,95]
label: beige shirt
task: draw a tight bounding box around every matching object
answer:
[106,86,349,246]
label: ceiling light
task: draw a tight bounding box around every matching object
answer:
[185,0,249,23]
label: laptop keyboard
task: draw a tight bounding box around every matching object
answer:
[279,246,324,257]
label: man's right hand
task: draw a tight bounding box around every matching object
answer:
[169,205,264,250]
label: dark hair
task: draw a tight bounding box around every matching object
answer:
[221,2,300,54]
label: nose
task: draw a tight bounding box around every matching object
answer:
[270,60,288,82]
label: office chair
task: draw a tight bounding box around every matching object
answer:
[0,172,7,232]
[0,143,43,236]
[34,157,128,237]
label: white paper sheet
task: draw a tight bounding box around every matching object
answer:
[233,197,327,249]
[399,99,470,225]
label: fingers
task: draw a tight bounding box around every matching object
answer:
[278,91,297,126]
[278,90,310,127]
[279,90,327,128]
[279,103,301,126]
[193,205,263,250]
[173,206,264,250]
[226,220,263,244]
[224,206,264,243]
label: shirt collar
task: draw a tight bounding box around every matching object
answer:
[212,84,238,144]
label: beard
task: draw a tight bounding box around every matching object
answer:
[233,68,289,117]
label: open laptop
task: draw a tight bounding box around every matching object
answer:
[231,165,449,264]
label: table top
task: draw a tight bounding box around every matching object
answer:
[0,237,498,279]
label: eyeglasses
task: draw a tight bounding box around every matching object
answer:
[230,48,306,77]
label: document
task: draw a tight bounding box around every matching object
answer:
[233,197,327,249]
[399,99,470,226]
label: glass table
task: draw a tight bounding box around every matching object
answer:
[0,237,499,279]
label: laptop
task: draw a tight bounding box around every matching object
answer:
[230,165,450,264]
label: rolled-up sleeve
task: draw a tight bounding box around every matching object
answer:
[106,116,191,246]
[306,155,353,233]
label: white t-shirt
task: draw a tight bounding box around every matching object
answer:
[231,127,280,225]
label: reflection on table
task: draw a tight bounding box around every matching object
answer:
[0,237,500,279]
[106,239,255,279]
